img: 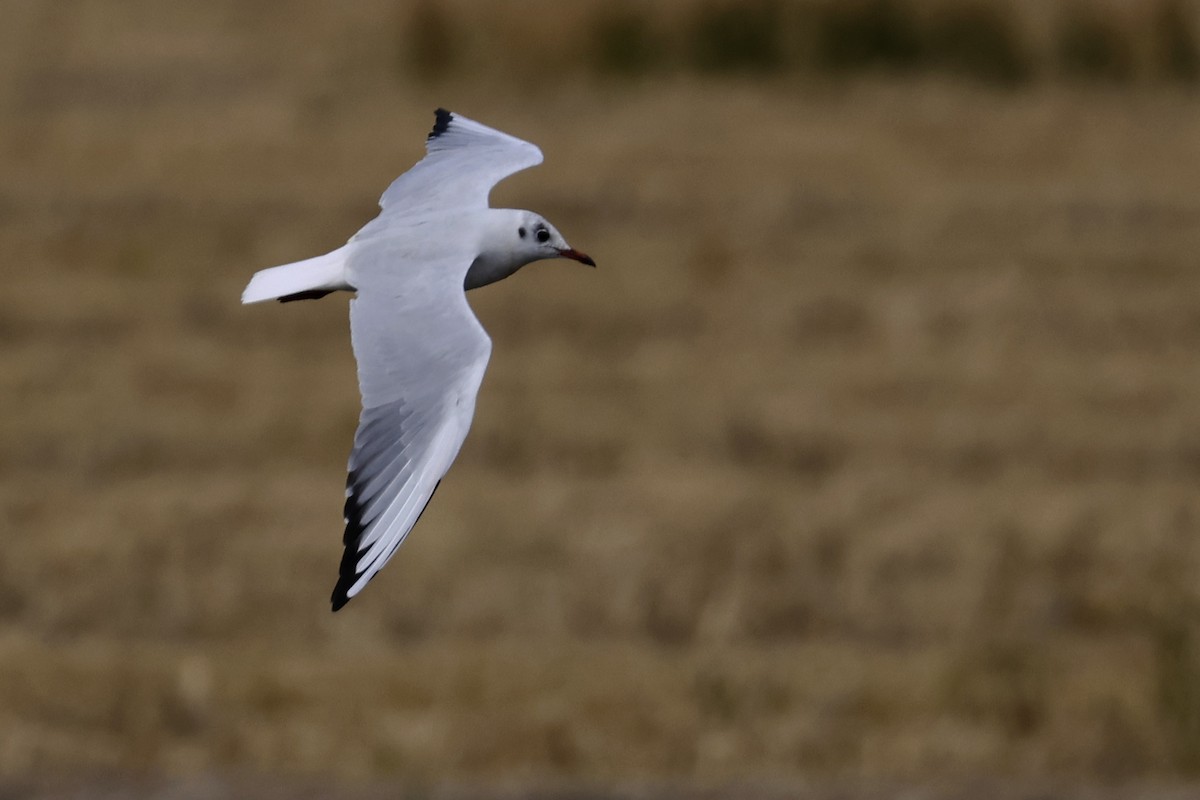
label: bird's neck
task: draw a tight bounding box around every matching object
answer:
[464,250,526,290]
[464,209,532,290]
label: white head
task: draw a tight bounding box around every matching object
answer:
[466,209,595,290]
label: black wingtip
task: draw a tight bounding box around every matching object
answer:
[331,589,350,612]
[429,108,453,140]
[331,474,367,612]
[329,478,443,613]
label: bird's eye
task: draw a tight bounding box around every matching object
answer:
[518,227,527,239]
[536,228,550,243]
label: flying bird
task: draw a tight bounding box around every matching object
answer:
[242,109,594,611]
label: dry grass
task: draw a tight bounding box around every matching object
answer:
[5,0,1200,796]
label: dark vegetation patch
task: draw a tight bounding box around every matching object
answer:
[809,0,925,74]
[1055,4,1136,83]
[403,1,1200,87]
[593,6,667,76]
[689,1,788,74]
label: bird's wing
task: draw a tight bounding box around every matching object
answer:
[332,238,491,610]
[374,108,544,217]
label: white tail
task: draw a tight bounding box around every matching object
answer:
[241,247,353,304]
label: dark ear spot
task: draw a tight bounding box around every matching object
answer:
[518,227,527,239]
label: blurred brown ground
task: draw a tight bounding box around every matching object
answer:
[4,0,1200,797]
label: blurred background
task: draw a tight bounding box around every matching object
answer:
[4,0,1200,797]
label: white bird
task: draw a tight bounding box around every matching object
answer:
[242,109,594,611]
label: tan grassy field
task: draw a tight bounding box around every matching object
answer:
[4,1,1200,797]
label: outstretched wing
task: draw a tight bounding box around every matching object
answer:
[375,108,543,217]
[332,239,491,611]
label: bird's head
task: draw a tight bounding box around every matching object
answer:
[466,209,594,290]
[511,211,595,268]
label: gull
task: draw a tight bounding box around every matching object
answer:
[241,109,594,611]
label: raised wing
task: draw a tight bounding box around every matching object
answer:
[376,108,543,216]
[332,240,492,610]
